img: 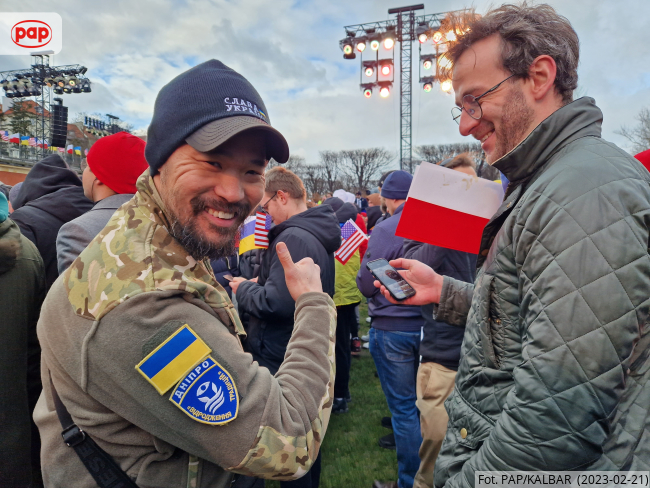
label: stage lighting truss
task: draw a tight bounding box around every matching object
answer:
[362,60,377,78]
[1,65,90,99]
[378,81,392,98]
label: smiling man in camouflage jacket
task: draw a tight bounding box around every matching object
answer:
[34,60,337,488]
[375,5,650,487]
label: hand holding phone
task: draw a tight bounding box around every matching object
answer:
[370,257,444,306]
[366,258,416,301]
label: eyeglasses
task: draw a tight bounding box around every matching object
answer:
[261,191,278,213]
[451,74,516,125]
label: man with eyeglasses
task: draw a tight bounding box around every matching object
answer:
[374,4,650,486]
[230,166,339,488]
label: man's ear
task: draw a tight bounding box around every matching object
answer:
[527,54,557,101]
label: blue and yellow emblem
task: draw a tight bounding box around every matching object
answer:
[169,356,239,425]
[135,325,211,395]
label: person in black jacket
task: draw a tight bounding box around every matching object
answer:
[402,154,478,488]
[10,154,93,290]
[230,166,340,488]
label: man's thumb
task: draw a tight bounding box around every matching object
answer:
[276,242,295,270]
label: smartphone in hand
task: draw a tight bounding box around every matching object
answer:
[366,258,416,301]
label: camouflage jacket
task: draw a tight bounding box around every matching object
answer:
[34,171,337,488]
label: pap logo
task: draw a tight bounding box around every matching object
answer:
[12,20,52,48]
[0,13,62,55]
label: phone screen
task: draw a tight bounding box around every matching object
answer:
[366,259,416,301]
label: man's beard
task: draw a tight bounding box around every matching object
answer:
[167,195,251,261]
[489,84,535,164]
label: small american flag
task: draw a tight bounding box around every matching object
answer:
[254,211,272,248]
[1,130,8,142]
[29,137,37,147]
[335,219,368,265]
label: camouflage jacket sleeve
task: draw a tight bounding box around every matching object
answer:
[84,290,336,480]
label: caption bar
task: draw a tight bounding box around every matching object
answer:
[476,472,650,488]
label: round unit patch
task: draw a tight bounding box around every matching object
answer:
[169,356,239,425]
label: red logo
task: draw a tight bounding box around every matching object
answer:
[11,20,52,48]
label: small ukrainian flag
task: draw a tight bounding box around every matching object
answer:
[135,325,211,395]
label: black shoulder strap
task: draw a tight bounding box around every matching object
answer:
[49,376,139,488]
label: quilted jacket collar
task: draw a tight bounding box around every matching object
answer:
[493,97,603,184]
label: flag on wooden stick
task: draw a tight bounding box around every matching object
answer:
[335,219,368,265]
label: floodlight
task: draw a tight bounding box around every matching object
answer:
[423,59,432,70]
[365,67,374,77]
[423,83,432,92]
[364,88,372,98]
[379,59,393,77]
[446,30,457,42]
[416,22,428,43]
[356,37,367,52]
[380,86,390,97]
[432,31,443,44]
[383,36,395,50]
[441,79,453,92]
[370,39,380,50]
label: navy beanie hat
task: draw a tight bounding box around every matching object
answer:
[381,170,412,200]
[145,60,289,174]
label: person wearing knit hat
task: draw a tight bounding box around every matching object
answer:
[358,168,422,488]
[36,59,336,488]
[55,131,149,273]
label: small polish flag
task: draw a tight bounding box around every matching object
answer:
[253,211,272,248]
[335,219,368,265]
[396,161,504,254]
[67,144,73,154]
[9,133,20,143]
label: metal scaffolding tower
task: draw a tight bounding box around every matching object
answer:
[340,5,456,172]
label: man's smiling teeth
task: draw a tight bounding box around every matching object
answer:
[206,208,235,219]
[481,131,494,143]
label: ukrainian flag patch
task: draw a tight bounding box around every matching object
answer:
[135,325,211,395]
[169,356,239,425]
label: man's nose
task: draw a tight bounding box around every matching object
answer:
[213,172,245,203]
[458,110,480,137]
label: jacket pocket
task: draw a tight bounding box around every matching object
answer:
[476,275,502,369]
[444,387,495,450]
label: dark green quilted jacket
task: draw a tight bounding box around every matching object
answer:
[434,98,650,487]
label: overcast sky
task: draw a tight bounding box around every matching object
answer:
[1,0,648,169]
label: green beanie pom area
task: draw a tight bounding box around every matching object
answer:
[0,192,8,223]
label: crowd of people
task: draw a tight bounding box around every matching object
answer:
[1,3,650,488]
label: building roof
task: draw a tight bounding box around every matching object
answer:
[2,99,51,117]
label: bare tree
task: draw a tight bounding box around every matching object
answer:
[319,150,343,193]
[414,142,499,180]
[301,164,327,197]
[340,147,394,192]
[617,107,650,154]
[414,142,482,164]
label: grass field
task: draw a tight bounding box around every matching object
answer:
[267,301,399,488]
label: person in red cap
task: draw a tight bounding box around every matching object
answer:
[55,131,148,273]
